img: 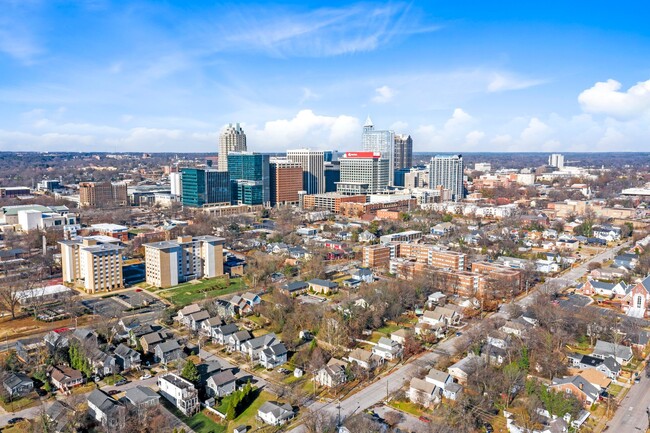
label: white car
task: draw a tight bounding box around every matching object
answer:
[140,373,152,380]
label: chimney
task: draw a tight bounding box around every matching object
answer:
[579,382,583,390]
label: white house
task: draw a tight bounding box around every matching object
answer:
[371,337,403,361]
[257,401,294,426]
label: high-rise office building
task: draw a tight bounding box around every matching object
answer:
[324,161,341,192]
[227,152,270,206]
[181,168,230,207]
[394,134,413,171]
[218,123,247,171]
[337,152,389,195]
[269,158,303,206]
[287,149,325,194]
[362,116,395,186]
[548,153,565,169]
[144,235,225,288]
[429,155,464,201]
[60,237,124,293]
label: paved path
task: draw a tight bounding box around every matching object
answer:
[605,373,650,432]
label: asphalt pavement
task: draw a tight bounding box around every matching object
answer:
[606,371,650,432]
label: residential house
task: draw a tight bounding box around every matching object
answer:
[87,389,126,429]
[372,337,403,361]
[308,278,339,294]
[215,299,237,318]
[431,222,455,236]
[129,324,157,346]
[140,331,165,353]
[425,368,453,390]
[390,329,411,345]
[154,340,184,364]
[2,372,34,397]
[240,333,278,360]
[348,348,382,370]
[114,343,141,371]
[228,330,253,352]
[420,307,459,327]
[426,292,447,308]
[414,321,446,339]
[86,347,116,377]
[592,225,621,242]
[447,355,480,384]
[212,323,240,345]
[315,358,348,388]
[206,370,237,398]
[350,267,374,284]
[257,401,295,426]
[577,369,612,392]
[443,382,463,401]
[550,375,600,406]
[186,310,211,331]
[200,317,225,338]
[575,354,621,379]
[592,340,633,365]
[501,320,528,337]
[44,330,70,353]
[15,337,46,363]
[197,361,223,387]
[481,343,507,365]
[158,373,199,416]
[280,281,309,296]
[124,386,160,410]
[408,377,440,407]
[46,401,76,433]
[259,342,288,369]
[49,365,83,391]
[176,304,202,327]
[359,230,377,243]
[614,253,638,270]
[591,266,626,280]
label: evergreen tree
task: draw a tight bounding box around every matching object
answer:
[181,360,199,383]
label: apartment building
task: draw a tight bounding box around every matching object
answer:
[59,237,124,293]
[144,236,225,288]
[396,244,466,271]
[362,245,391,269]
[79,182,127,207]
[471,261,524,292]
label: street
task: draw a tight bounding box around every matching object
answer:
[606,373,650,432]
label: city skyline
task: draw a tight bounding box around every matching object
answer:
[1,1,649,153]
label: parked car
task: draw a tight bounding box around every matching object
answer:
[108,390,119,396]
[140,373,152,380]
[8,418,25,425]
[419,416,431,423]
[115,379,128,386]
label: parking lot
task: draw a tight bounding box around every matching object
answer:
[81,289,166,319]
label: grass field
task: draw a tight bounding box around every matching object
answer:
[227,390,274,432]
[186,411,226,433]
[160,277,246,306]
[389,399,425,417]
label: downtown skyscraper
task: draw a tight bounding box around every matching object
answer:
[287,149,325,194]
[361,116,395,186]
[218,123,247,171]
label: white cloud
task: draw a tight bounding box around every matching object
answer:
[520,117,550,144]
[246,109,360,151]
[371,85,394,104]
[390,121,409,131]
[578,78,650,119]
[487,72,546,93]
[465,130,485,147]
[445,108,473,130]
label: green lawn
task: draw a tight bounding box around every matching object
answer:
[161,277,246,306]
[377,323,401,335]
[186,411,226,433]
[389,400,425,417]
[608,383,624,397]
[103,374,125,385]
[227,390,274,431]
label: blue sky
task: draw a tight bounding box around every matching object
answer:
[1,1,649,153]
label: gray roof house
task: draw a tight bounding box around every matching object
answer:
[46,401,76,433]
[2,372,34,397]
[260,342,288,369]
[154,340,184,364]
[87,389,126,429]
[124,385,160,409]
[206,370,237,398]
[114,343,141,371]
[592,340,633,365]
